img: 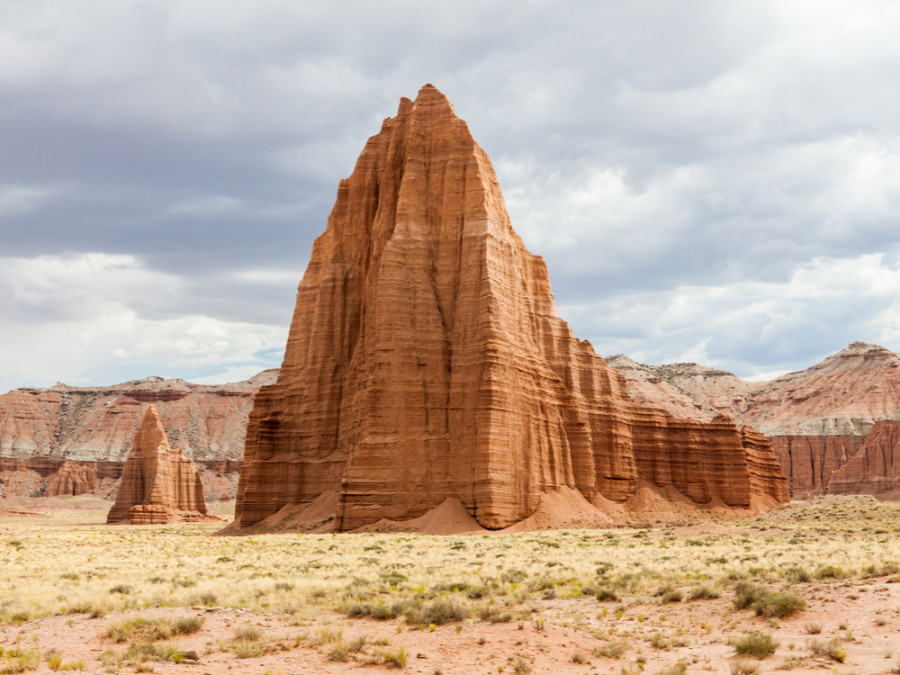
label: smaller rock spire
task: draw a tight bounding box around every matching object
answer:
[107,405,213,524]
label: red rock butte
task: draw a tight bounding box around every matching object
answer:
[107,405,213,524]
[230,85,788,533]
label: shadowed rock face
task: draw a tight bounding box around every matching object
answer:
[107,406,210,524]
[232,85,788,532]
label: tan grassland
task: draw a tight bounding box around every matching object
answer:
[1,495,900,674]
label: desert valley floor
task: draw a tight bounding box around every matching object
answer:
[1,496,900,674]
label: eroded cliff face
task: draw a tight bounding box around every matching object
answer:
[0,371,275,499]
[609,343,900,497]
[769,435,861,497]
[233,85,788,533]
[107,406,212,524]
[827,420,900,498]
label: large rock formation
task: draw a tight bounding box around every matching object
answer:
[232,85,788,533]
[0,371,275,499]
[609,342,900,497]
[107,406,212,524]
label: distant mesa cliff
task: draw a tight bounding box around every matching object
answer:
[608,342,900,498]
[229,84,788,534]
[0,371,275,500]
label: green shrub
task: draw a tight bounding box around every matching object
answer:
[327,642,350,662]
[814,565,846,580]
[734,632,778,658]
[689,585,720,600]
[753,592,805,618]
[733,582,766,610]
[233,625,263,641]
[661,589,682,603]
[595,588,619,602]
[232,640,269,659]
[171,616,204,635]
[424,598,466,625]
[783,566,810,583]
[594,639,628,658]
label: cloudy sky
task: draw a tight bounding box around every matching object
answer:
[2,0,899,393]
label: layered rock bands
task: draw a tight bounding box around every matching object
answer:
[107,406,213,524]
[232,85,788,532]
[0,371,274,499]
[609,342,900,497]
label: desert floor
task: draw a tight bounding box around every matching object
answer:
[1,495,899,674]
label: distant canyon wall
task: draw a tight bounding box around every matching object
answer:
[609,342,900,498]
[0,372,275,500]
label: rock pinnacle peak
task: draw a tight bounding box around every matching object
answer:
[107,404,211,524]
[231,88,788,533]
[412,83,456,116]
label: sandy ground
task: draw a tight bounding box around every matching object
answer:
[2,577,899,674]
[3,552,900,673]
[2,496,900,674]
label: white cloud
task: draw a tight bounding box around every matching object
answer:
[574,249,900,379]
[0,253,286,392]
[3,0,900,389]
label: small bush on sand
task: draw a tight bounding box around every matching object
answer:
[734,632,778,658]
[754,592,805,618]
[809,638,846,663]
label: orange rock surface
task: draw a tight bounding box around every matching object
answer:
[827,420,900,498]
[44,460,100,497]
[232,85,788,533]
[743,343,900,436]
[769,435,861,498]
[0,371,275,499]
[107,406,213,524]
[610,343,900,497]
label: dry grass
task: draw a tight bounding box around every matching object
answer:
[0,494,899,672]
[1,495,897,627]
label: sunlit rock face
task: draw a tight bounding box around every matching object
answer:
[232,85,788,533]
[107,406,211,524]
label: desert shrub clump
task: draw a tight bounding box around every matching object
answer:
[734,632,779,658]
[755,591,805,618]
[809,638,846,663]
[733,582,767,610]
[732,582,805,618]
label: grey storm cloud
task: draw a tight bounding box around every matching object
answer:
[1,0,900,392]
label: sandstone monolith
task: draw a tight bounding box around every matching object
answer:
[232,85,788,533]
[107,406,212,524]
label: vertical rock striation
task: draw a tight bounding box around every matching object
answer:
[233,85,788,532]
[107,406,211,524]
[827,420,900,497]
